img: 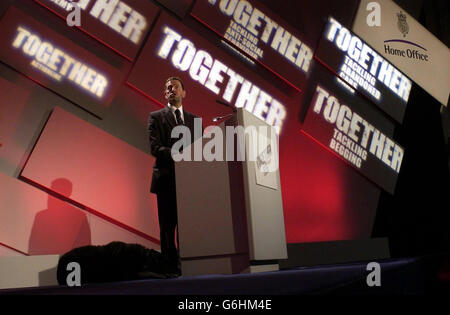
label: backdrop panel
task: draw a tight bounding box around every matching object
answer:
[0,6,125,118]
[191,0,315,91]
[155,0,194,18]
[21,107,159,241]
[34,0,160,61]
[301,63,402,194]
[0,77,32,177]
[0,244,25,257]
[0,172,159,255]
[127,12,301,135]
[0,171,90,255]
[279,130,382,243]
[315,16,412,123]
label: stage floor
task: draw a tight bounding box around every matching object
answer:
[1,256,443,295]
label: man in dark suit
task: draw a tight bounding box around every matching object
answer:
[148,77,199,274]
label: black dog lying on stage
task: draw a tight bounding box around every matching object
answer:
[57,241,180,285]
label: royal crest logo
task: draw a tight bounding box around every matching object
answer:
[397,11,409,37]
[256,144,273,175]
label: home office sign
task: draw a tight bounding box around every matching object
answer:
[352,0,449,107]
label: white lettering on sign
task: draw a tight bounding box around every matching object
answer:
[44,0,147,44]
[210,0,312,72]
[157,26,287,134]
[312,85,403,172]
[12,26,108,98]
[326,17,411,103]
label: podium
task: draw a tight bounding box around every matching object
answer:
[175,108,287,276]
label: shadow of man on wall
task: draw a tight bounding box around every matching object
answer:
[28,178,91,255]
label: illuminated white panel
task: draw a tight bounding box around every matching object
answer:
[353,0,449,106]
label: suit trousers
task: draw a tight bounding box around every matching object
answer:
[156,178,179,264]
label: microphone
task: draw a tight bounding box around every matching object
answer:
[212,112,235,122]
[213,99,236,122]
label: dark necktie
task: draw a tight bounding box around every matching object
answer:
[175,109,183,125]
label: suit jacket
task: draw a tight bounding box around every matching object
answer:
[148,106,199,194]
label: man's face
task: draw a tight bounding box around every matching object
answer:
[165,79,185,105]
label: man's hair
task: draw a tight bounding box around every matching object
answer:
[165,76,185,90]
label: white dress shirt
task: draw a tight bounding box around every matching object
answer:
[168,104,184,124]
